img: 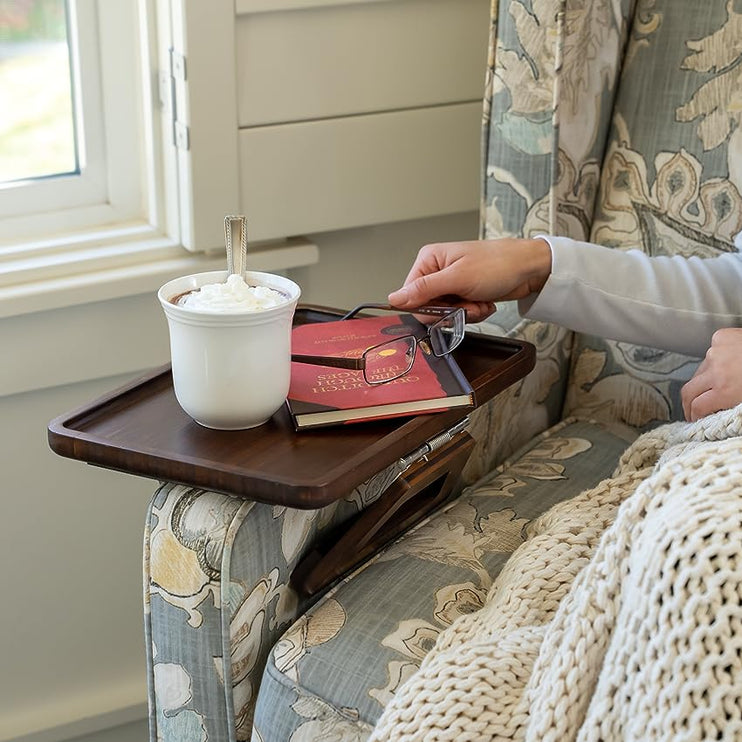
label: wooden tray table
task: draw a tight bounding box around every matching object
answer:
[48,305,534,508]
[49,305,535,594]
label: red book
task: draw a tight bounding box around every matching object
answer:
[287,313,474,430]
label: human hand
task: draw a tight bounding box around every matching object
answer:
[387,238,552,322]
[681,328,742,421]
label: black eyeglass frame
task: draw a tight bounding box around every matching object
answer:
[291,303,466,385]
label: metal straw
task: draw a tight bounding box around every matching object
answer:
[225,215,248,280]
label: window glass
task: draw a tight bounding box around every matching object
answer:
[0,0,77,184]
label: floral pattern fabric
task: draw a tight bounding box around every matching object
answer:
[145,462,402,741]
[476,0,631,466]
[144,1,740,740]
[251,419,637,740]
[563,0,742,427]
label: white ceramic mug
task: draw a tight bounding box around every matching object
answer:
[158,270,301,430]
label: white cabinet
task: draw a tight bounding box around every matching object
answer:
[171,0,489,246]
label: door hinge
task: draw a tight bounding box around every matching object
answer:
[165,48,190,151]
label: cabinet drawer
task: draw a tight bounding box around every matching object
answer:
[239,101,481,241]
[236,0,489,126]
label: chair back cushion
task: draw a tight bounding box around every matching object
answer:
[562,0,742,426]
[479,0,632,452]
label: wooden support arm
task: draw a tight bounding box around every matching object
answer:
[291,429,475,597]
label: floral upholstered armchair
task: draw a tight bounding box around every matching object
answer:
[144,0,742,739]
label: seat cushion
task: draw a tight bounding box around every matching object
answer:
[252,417,638,741]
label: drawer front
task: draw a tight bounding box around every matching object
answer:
[236,0,490,126]
[239,101,481,241]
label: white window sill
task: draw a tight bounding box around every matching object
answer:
[0,229,319,319]
[1,229,319,397]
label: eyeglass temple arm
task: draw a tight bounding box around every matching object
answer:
[291,354,365,371]
[340,303,391,320]
[342,303,457,320]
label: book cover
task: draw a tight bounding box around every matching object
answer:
[287,313,474,430]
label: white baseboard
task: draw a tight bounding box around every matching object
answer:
[67,717,148,742]
[1,696,147,742]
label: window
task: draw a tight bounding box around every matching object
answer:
[0,0,175,316]
[0,1,385,319]
[0,0,150,240]
[0,0,264,317]
[0,0,76,183]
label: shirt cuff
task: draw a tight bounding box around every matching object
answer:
[517,233,563,319]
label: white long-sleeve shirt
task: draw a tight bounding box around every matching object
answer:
[519,236,742,358]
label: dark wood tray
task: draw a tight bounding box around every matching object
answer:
[48,305,534,508]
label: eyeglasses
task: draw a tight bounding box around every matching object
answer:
[291,303,466,385]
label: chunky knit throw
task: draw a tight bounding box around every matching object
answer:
[371,406,742,741]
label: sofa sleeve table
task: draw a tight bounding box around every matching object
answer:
[48,305,534,589]
[47,305,534,739]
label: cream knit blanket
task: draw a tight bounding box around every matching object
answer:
[371,406,742,741]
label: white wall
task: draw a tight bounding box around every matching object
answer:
[0,376,156,742]
[0,210,478,742]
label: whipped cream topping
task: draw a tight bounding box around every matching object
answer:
[179,274,287,312]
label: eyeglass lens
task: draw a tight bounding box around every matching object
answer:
[363,336,417,384]
[428,311,465,356]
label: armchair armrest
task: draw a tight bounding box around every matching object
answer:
[144,461,400,741]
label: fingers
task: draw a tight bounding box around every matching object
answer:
[388,268,458,309]
[681,358,708,421]
[388,237,550,320]
[401,243,446,287]
[682,377,731,422]
[680,329,742,421]
[389,241,489,309]
[387,284,416,308]
[387,290,495,323]
[685,389,720,422]
[466,301,497,323]
[681,371,711,421]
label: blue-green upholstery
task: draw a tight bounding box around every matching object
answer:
[252,418,637,738]
[144,1,742,739]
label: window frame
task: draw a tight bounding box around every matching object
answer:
[0,0,319,321]
[0,0,234,318]
[0,0,151,238]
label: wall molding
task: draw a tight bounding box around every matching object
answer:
[239,103,481,240]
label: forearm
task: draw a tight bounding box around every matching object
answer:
[520,236,742,358]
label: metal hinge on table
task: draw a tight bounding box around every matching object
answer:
[159,48,190,151]
[395,416,471,475]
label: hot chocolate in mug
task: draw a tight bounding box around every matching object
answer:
[158,270,301,429]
